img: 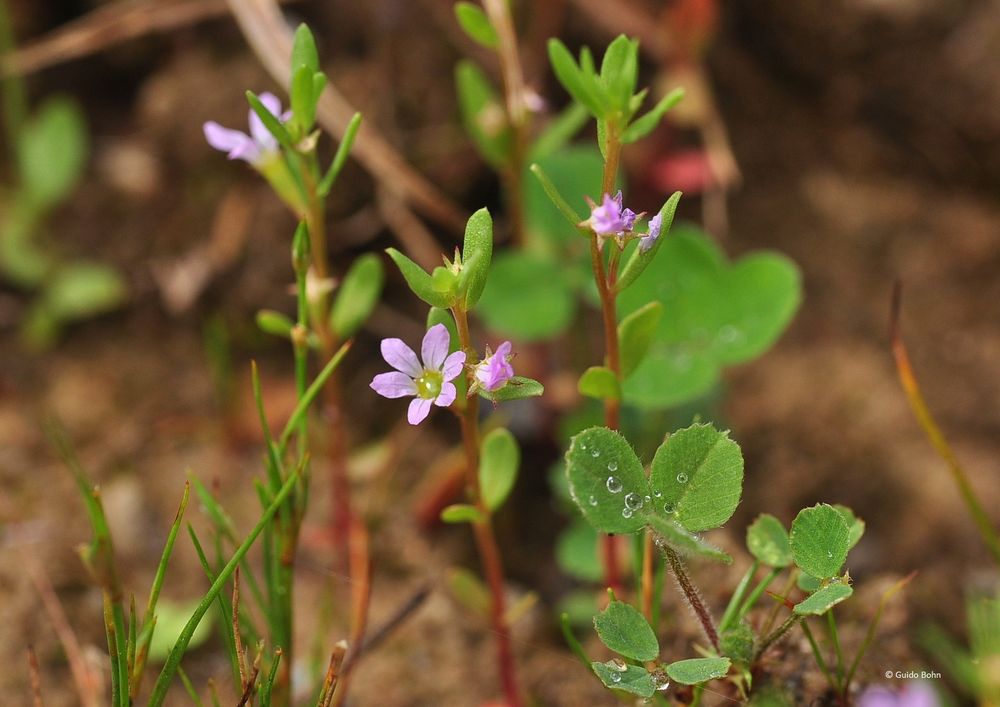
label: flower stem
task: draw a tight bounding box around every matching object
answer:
[453,306,522,707]
[592,129,625,594]
[658,539,720,653]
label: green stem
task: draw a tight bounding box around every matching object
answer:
[801,620,837,691]
[737,567,782,623]
[719,561,759,633]
[827,611,845,692]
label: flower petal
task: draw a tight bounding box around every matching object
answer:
[421,323,451,371]
[441,350,467,381]
[407,397,433,425]
[380,338,422,377]
[370,371,416,399]
[203,122,259,162]
[495,341,512,358]
[434,382,457,407]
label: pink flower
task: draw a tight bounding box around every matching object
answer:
[858,683,939,707]
[370,324,466,425]
[475,341,515,392]
[589,191,637,236]
[203,92,292,165]
[638,212,663,253]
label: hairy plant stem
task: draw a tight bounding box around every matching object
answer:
[754,613,804,663]
[483,0,529,248]
[453,306,523,707]
[659,540,720,653]
[593,129,625,594]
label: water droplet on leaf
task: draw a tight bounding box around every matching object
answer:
[624,493,643,511]
[622,507,634,519]
[591,448,600,458]
[607,461,618,472]
[606,476,622,494]
[676,472,689,484]
[588,495,598,506]
[663,502,675,514]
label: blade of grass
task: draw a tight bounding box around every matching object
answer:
[187,524,241,692]
[177,666,204,707]
[719,561,759,633]
[277,340,353,453]
[844,572,916,690]
[148,470,299,707]
[319,112,362,196]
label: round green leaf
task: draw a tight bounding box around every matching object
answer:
[45,263,127,321]
[618,226,801,409]
[746,514,792,568]
[665,657,731,685]
[591,661,656,697]
[649,423,743,532]
[793,583,854,616]
[790,504,850,579]
[479,427,519,511]
[593,599,659,662]
[578,366,620,401]
[834,504,866,551]
[476,251,575,341]
[555,521,603,583]
[19,97,88,208]
[461,208,493,308]
[565,427,647,534]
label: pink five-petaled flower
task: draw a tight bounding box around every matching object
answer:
[638,212,663,253]
[370,324,466,425]
[475,341,515,392]
[203,92,292,165]
[589,191,637,236]
[858,683,939,707]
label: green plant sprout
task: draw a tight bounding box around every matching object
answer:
[0,0,126,347]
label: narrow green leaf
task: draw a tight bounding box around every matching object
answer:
[547,39,604,117]
[794,582,853,615]
[480,375,543,402]
[290,24,320,73]
[44,263,127,322]
[441,504,485,524]
[599,35,638,110]
[330,253,384,339]
[746,514,792,568]
[462,207,493,307]
[455,61,511,168]
[19,96,88,207]
[479,427,519,511]
[649,422,744,533]
[593,600,659,661]
[386,248,455,308]
[616,191,681,293]
[290,65,316,134]
[454,2,498,48]
[789,504,851,580]
[278,340,352,452]
[565,427,647,534]
[256,309,294,338]
[665,657,731,685]
[528,163,585,231]
[246,91,292,149]
[318,112,362,196]
[578,366,620,401]
[592,660,656,697]
[622,87,685,144]
[618,302,663,378]
[147,472,299,707]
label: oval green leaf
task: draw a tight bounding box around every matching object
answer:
[593,599,659,662]
[330,253,383,339]
[565,427,647,534]
[665,657,731,685]
[578,366,620,401]
[746,514,792,568]
[591,661,656,697]
[479,427,519,511]
[649,423,743,533]
[790,504,850,580]
[794,582,854,616]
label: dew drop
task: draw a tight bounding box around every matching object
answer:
[591,448,600,458]
[588,495,598,507]
[653,490,663,499]
[606,476,623,494]
[663,502,675,514]
[718,324,744,345]
[607,461,618,472]
[610,671,622,683]
[622,507,634,519]
[624,493,644,511]
[676,472,689,484]
[827,551,833,558]
[580,442,587,451]
[644,494,651,503]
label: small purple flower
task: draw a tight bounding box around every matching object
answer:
[589,192,637,236]
[370,324,466,425]
[203,92,292,165]
[475,341,515,392]
[639,212,663,253]
[858,683,939,707]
